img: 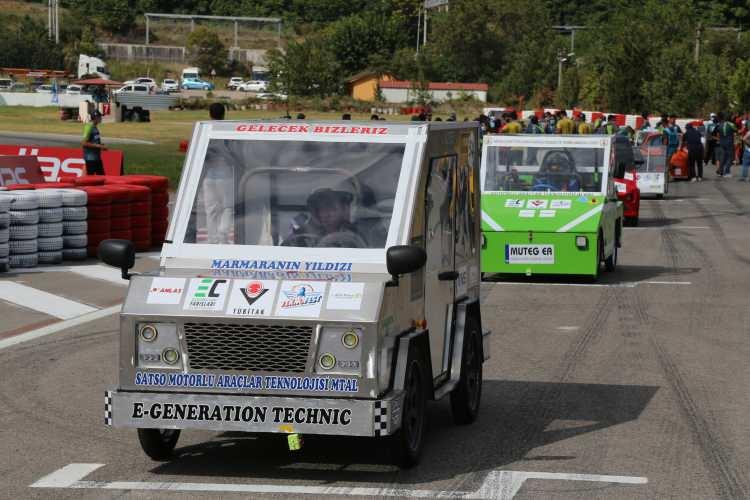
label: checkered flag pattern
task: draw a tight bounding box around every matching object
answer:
[104,391,113,426]
[373,400,389,436]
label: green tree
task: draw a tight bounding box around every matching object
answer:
[186,27,228,75]
[69,0,136,35]
[0,16,63,69]
[267,35,341,97]
[728,58,750,112]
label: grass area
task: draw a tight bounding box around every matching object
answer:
[0,106,414,188]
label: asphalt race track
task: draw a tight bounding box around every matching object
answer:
[0,179,748,499]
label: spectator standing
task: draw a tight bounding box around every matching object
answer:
[81,110,106,175]
[203,102,234,244]
[556,110,575,134]
[682,123,704,182]
[738,125,750,181]
[705,113,719,172]
[715,113,736,177]
[577,113,593,134]
[525,116,544,134]
[663,120,681,166]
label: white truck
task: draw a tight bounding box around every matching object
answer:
[78,54,110,80]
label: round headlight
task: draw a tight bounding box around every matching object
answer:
[319,353,336,370]
[162,348,180,365]
[341,330,359,349]
[139,324,158,342]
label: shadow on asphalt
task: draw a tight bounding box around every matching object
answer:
[149,380,658,485]
[483,264,699,286]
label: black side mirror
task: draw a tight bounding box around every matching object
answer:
[386,245,426,286]
[98,239,135,280]
[634,159,645,165]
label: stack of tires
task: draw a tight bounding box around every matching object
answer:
[36,189,65,265]
[103,175,169,248]
[78,186,114,258]
[0,195,9,272]
[127,185,152,251]
[97,184,132,257]
[57,189,89,261]
[2,191,40,268]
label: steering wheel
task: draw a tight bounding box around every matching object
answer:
[281,233,320,247]
[317,231,367,248]
[531,182,558,191]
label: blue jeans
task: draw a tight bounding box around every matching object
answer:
[741,147,750,179]
[720,144,734,175]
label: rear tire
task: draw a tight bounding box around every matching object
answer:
[387,344,427,468]
[450,315,483,424]
[137,428,181,461]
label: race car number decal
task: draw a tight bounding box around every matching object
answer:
[505,244,555,264]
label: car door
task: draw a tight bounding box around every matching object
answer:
[423,155,457,378]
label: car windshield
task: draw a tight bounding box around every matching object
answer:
[184,139,405,249]
[483,146,606,192]
[636,141,667,172]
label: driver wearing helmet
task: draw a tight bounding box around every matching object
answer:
[283,188,365,247]
[534,153,580,191]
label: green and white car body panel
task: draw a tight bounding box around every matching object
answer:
[480,134,623,277]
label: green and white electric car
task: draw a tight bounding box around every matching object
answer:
[480,134,623,278]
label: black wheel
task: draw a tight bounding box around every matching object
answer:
[388,345,427,468]
[605,238,618,271]
[137,428,181,460]
[450,315,483,424]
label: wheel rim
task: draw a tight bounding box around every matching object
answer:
[403,362,424,451]
[464,333,481,410]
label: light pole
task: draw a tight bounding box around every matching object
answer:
[557,50,574,93]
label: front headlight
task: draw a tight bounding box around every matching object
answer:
[139,324,158,342]
[136,322,181,369]
[575,235,588,250]
[315,326,364,375]
[162,348,180,365]
[341,329,359,349]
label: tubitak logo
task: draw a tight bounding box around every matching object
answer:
[240,281,268,306]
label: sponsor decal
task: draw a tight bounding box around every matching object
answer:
[539,210,556,218]
[505,244,555,264]
[134,372,359,393]
[577,196,589,203]
[276,281,326,317]
[210,269,353,282]
[550,199,572,209]
[146,278,186,305]
[225,279,277,316]
[130,402,352,426]
[235,123,388,136]
[326,282,365,310]
[519,209,536,218]
[614,182,627,193]
[183,278,229,311]
[0,145,123,181]
[527,199,549,209]
[504,199,524,208]
[210,259,353,272]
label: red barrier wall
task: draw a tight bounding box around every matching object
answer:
[0,145,123,181]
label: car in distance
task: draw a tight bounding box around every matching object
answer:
[161,79,179,93]
[227,77,244,90]
[181,78,214,91]
[238,80,268,93]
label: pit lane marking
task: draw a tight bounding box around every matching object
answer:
[0,281,97,319]
[0,304,121,351]
[31,463,647,499]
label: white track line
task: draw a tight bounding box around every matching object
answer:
[0,281,97,319]
[0,304,121,351]
[31,463,647,499]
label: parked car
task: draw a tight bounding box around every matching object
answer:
[0,78,12,90]
[134,77,157,90]
[161,79,179,93]
[181,78,214,91]
[611,135,641,226]
[35,85,53,94]
[9,83,29,92]
[66,84,85,95]
[114,84,151,95]
[227,77,244,90]
[238,80,268,92]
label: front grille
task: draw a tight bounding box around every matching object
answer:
[183,322,312,373]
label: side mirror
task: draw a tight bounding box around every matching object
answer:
[634,159,645,165]
[98,239,135,280]
[386,245,426,286]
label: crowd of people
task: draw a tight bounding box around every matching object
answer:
[472,109,750,182]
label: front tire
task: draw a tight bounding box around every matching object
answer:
[387,345,427,468]
[450,315,483,424]
[605,239,618,271]
[137,428,180,460]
